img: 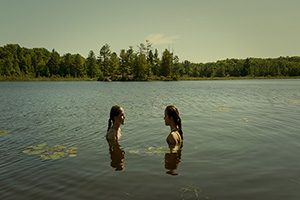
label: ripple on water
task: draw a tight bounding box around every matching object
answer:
[1,80,300,200]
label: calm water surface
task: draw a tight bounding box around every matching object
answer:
[0,80,300,200]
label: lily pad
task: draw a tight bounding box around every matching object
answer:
[22,143,77,160]
[22,149,46,155]
[0,130,9,137]
[40,145,67,160]
[28,143,47,150]
[41,151,66,160]
[67,147,78,157]
[22,143,48,155]
[52,145,66,152]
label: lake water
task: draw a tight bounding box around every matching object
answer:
[1,80,300,200]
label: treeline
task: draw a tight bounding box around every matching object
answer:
[0,43,300,81]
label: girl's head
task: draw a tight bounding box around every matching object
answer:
[164,105,183,139]
[107,105,125,131]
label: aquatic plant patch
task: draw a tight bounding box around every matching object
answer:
[127,146,168,155]
[146,146,167,155]
[0,130,9,137]
[22,143,77,160]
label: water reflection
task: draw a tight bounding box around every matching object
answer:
[165,144,182,175]
[107,139,125,171]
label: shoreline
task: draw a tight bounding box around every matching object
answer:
[0,76,299,82]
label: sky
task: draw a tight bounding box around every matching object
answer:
[1,0,300,63]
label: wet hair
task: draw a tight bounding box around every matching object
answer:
[107,105,123,132]
[165,105,183,140]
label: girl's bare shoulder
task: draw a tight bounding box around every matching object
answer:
[106,127,121,140]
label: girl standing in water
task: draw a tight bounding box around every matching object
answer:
[164,105,183,175]
[106,105,125,171]
[164,105,183,147]
[106,105,125,143]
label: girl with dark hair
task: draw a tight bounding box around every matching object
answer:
[106,105,125,171]
[164,105,183,147]
[164,105,183,175]
[106,105,125,142]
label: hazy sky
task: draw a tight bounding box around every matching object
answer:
[1,0,299,63]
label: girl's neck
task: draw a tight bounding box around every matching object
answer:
[169,123,178,132]
[112,122,121,130]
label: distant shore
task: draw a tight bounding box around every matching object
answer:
[1,75,299,81]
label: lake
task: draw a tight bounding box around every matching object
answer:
[1,80,300,200]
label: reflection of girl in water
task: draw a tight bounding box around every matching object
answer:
[106,105,125,143]
[164,105,183,175]
[165,148,182,175]
[109,143,125,171]
[164,105,183,147]
[106,105,125,171]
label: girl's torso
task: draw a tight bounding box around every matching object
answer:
[166,130,182,147]
[106,127,121,141]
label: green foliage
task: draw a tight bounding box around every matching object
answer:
[110,52,119,75]
[98,44,111,76]
[86,50,100,78]
[47,49,60,76]
[119,49,128,77]
[1,44,300,81]
[72,54,86,77]
[160,49,173,77]
[133,53,148,80]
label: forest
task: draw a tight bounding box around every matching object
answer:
[0,43,300,81]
